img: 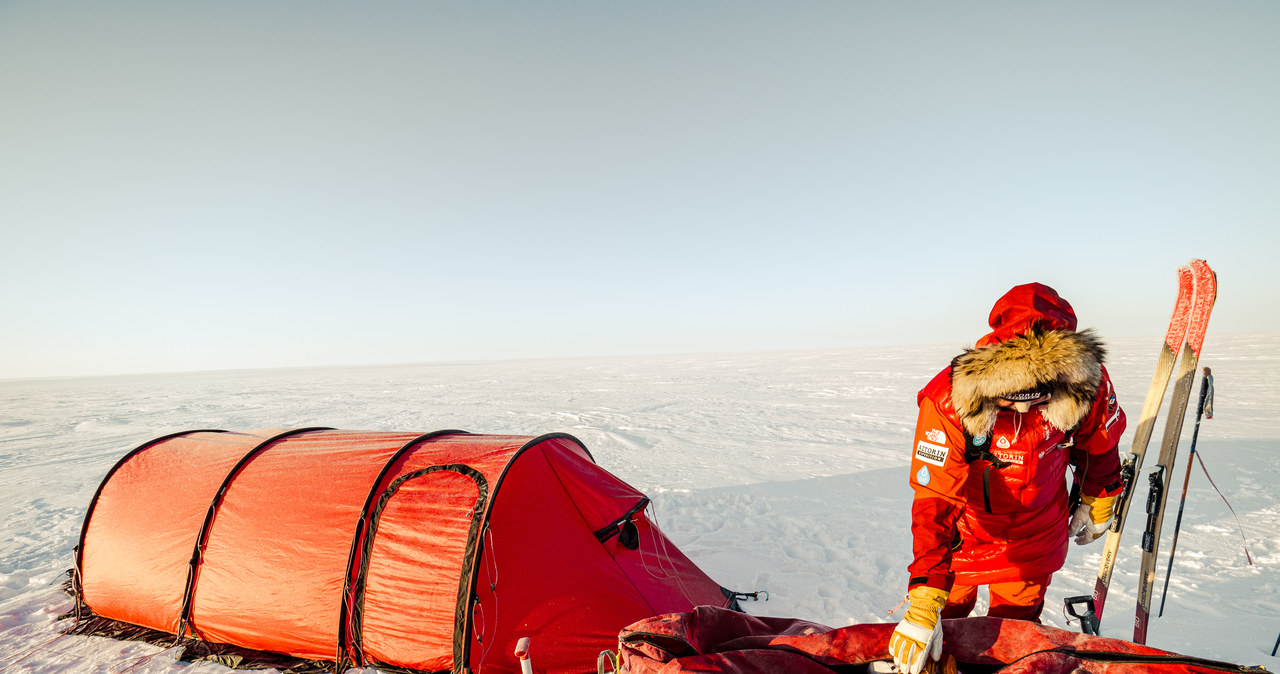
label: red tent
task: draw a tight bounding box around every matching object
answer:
[71,428,736,673]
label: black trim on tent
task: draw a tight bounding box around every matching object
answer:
[455,433,591,671]
[336,429,469,670]
[177,427,333,639]
[61,609,332,674]
[73,429,228,600]
[539,431,594,464]
[349,464,489,674]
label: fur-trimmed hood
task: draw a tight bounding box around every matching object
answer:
[951,328,1106,438]
[949,283,1106,438]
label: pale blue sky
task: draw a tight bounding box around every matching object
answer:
[2,2,1277,379]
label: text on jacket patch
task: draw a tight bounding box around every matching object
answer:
[915,440,948,467]
[926,429,947,444]
[992,450,1026,466]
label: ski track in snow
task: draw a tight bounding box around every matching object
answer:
[1,335,1278,670]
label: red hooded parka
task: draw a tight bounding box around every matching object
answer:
[907,284,1126,591]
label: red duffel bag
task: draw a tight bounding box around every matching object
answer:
[602,606,1261,673]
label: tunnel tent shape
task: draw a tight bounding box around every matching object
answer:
[70,428,739,673]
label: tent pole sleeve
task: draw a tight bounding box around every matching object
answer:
[448,434,584,671]
[176,427,333,638]
[74,429,228,603]
[349,464,489,674]
[336,430,468,669]
[523,432,594,463]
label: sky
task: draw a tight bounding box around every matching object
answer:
[2,2,1278,380]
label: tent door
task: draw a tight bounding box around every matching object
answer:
[353,465,488,673]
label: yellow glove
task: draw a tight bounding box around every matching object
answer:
[1069,493,1116,545]
[889,586,947,674]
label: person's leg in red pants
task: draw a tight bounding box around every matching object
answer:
[941,575,1051,622]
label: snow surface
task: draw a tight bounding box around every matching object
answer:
[2,334,1278,671]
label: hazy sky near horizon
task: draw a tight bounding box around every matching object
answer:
[3,2,1278,379]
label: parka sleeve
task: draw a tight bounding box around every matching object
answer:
[906,397,970,591]
[1071,367,1127,498]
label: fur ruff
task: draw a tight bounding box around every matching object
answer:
[950,328,1106,438]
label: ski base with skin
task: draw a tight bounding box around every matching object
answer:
[1064,264,1195,636]
[1133,259,1217,644]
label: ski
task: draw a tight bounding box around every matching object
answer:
[1065,264,1194,636]
[1133,259,1217,644]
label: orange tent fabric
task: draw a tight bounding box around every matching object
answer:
[74,429,735,673]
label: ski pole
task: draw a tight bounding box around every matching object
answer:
[1157,367,1213,617]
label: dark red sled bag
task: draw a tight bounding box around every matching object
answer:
[607,606,1262,673]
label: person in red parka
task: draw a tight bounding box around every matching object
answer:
[889,283,1127,674]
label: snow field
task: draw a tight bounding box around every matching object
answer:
[1,334,1277,670]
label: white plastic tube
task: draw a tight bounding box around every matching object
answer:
[515,637,533,674]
